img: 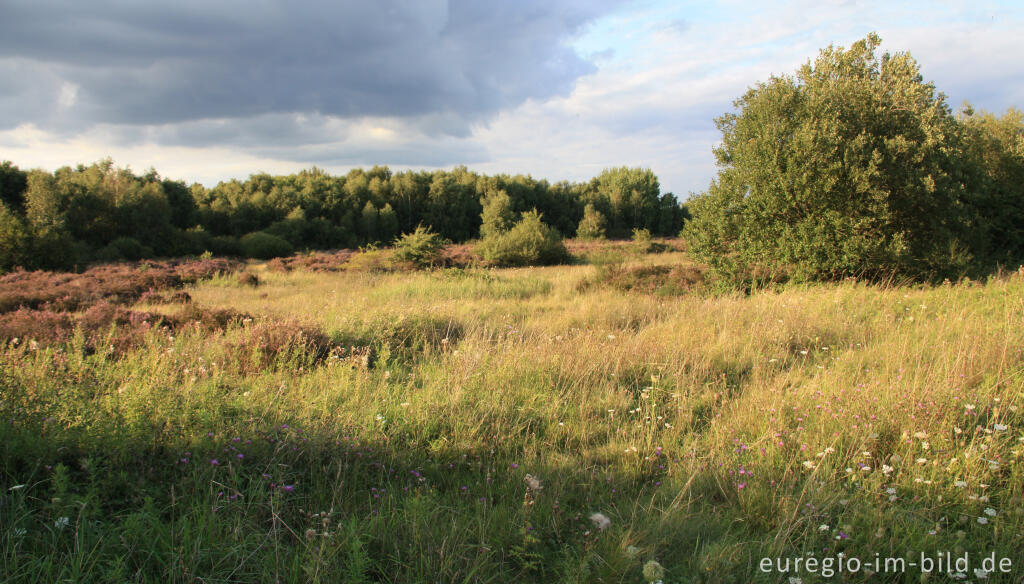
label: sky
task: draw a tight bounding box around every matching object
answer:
[1,0,1022,197]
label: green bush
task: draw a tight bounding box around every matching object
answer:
[477,210,569,267]
[631,228,653,254]
[576,203,607,240]
[98,236,154,262]
[210,235,243,257]
[392,225,447,269]
[240,231,294,259]
[684,33,983,283]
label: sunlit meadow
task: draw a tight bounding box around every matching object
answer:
[2,247,1022,582]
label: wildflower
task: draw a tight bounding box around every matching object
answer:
[626,545,640,559]
[642,560,665,582]
[54,517,70,530]
[590,512,611,531]
[305,528,317,540]
[524,474,542,492]
[954,480,967,488]
[13,527,26,537]
[994,424,1008,431]
[789,577,803,584]
[984,508,997,517]
[977,517,989,525]
[819,524,829,532]
[975,568,991,579]
[210,459,219,466]
[882,464,894,475]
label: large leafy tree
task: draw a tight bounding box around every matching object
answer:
[686,33,978,281]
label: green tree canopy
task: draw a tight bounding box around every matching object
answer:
[685,33,982,282]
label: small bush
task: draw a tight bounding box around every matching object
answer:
[477,210,569,267]
[237,272,260,287]
[631,228,654,254]
[576,203,607,240]
[173,304,250,331]
[0,308,74,347]
[392,225,447,269]
[98,237,154,262]
[240,231,293,260]
[583,263,707,296]
[227,320,335,374]
[344,248,394,273]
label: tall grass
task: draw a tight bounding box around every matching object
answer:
[2,254,1022,582]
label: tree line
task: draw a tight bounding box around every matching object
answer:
[0,162,687,270]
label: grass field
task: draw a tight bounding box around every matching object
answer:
[2,248,1023,583]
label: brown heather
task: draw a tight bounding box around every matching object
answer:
[0,258,240,314]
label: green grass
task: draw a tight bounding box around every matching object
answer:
[2,253,1023,582]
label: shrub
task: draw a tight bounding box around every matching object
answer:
[576,203,607,240]
[98,236,154,262]
[240,231,293,259]
[209,235,243,257]
[227,320,335,374]
[477,210,569,267]
[631,228,654,254]
[685,33,982,282]
[237,272,260,287]
[392,225,447,269]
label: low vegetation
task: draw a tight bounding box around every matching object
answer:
[1,250,1022,582]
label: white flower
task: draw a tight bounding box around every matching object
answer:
[984,508,997,517]
[954,480,967,488]
[916,458,928,464]
[882,464,894,475]
[819,524,829,531]
[975,568,991,579]
[643,560,665,581]
[994,424,1008,431]
[524,474,542,492]
[914,431,928,439]
[802,460,815,469]
[886,488,897,494]
[54,517,70,530]
[977,517,989,525]
[788,578,803,584]
[590,512,611,531]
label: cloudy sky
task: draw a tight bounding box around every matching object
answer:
[1,0,1021,197]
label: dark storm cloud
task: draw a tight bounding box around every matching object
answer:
[0,0,624,136]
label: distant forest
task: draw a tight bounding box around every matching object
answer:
[0,161,688,271]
